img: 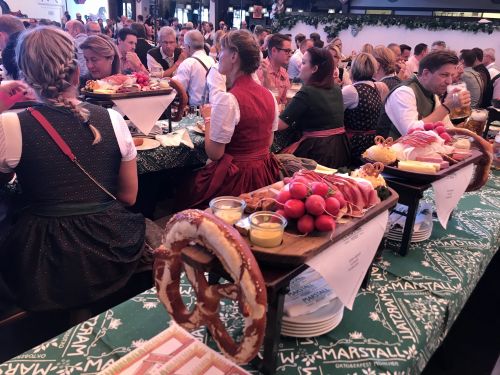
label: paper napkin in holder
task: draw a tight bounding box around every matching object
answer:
[155,128,194,149]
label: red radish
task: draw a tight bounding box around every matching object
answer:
[423,123,434,131]
[305,195,326,216]
[276,190,291,204]
[433,121,445,128]
[310,182,329,198]
[292,176,308,184]
[439,132,452,143]
[289,182,309,200]
[275,209,288,219]
[333,191,346,208]
[284,199,305,219]
[297,214,315,234]
[325,197,341,216]
[434,126,446,134]
[315,215,336,232]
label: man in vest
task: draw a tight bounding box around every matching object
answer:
[171,30,214,106]
[378,51,471,139]
[147,26,185,78]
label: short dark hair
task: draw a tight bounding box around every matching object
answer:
[117,27,137,41]
[418,51,458,75]
[130,22,146,38]
[400,44,411,53]
[2,31,20,79]
[460,49,477,67]
[471,47,483,62]
[268,33,291,54]
[305,47,334,89]
[309,32,321,42]
[295,33,306,46]
[414,43,428,56]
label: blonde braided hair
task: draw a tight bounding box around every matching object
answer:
[15,26,101,144]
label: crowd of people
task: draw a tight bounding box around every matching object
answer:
[0,12,499,313]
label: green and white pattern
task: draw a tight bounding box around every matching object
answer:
[1,172,498,375]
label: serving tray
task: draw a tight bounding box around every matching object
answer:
[369,149,482,184]
[82,88,173,99]
[248,188,399,266]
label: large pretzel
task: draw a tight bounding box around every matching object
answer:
[447,127,493,191]
[168,79,189,122]
[154,209,267,364]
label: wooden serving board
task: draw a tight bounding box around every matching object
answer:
[366,149,482,184]
[247,188,399,266]
[82,88,173,99]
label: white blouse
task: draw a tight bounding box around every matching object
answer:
[0,108,136,173]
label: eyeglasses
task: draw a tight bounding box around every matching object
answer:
[276,47,293,54]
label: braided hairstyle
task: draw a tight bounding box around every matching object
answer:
[15,26,101,144]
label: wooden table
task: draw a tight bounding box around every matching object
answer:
[383,149,482,256]
[182,189,399,375]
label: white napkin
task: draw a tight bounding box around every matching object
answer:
[431,163,474,229]
[306,211,389,310]
[284,269,337,317]
[112,91,176,136]
[155,128,194,149]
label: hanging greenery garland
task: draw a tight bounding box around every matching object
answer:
[274,13,499,38]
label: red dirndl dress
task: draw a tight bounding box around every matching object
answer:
[188,75,281,207]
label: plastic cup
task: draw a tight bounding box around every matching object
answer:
[209,196,246,225]
[249,211,287,248]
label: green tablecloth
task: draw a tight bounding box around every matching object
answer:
[136,119,207,175]
[1,172,499,375]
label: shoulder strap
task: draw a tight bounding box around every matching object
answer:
[190,56,209,73]
[27,107,116,200]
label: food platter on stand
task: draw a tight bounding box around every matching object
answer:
[362,149,482,183]
[83,88,173,100]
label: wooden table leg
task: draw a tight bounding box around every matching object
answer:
[252,286,288,375]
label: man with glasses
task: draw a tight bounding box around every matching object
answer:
[257,33,292,105]
[147,26,185,78]
[172,30,214,106]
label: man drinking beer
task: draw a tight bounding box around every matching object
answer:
[378,51,471,139]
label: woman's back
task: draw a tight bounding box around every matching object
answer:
[15,104,121,206]
[281,85,344,132]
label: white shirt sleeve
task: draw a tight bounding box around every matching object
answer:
[172,59,192,92]
[206,65,227,100]
[107,109,137,161]
[209,92,240,144]
[147,53,163,72]
[0,112,22,173]
[272,94,279,131]
[385,86,424,135]
[341,85,359,109]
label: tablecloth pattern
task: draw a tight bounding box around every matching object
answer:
[136,119,207,175]
[1,172,498,375]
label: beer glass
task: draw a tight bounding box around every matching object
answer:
[463,109,488,135]
[447,82,471,122]
[149,66,163,81]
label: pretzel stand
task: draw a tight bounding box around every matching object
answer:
[153,186,400,374]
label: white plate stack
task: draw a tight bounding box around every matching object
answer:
[281,269,344,338]
[386,203,433,243]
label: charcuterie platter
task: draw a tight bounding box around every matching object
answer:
[82,72,173,99]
